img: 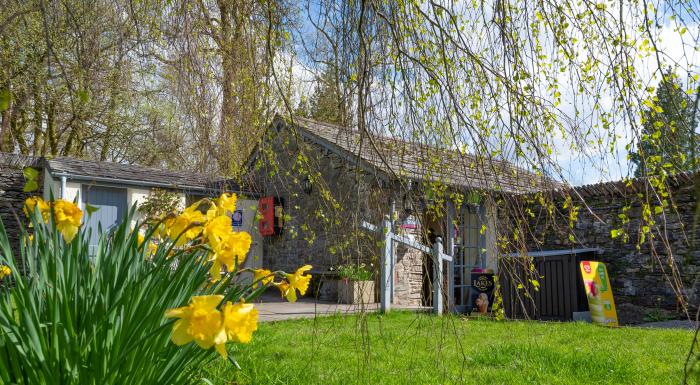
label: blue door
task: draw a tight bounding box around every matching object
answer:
[82,185,127,253]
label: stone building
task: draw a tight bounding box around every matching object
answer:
[246,115,547,309]
[247,116,698,318]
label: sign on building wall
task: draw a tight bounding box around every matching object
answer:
[232,209,243,227]
[580,261,619,326]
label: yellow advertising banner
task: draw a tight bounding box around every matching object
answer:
[580,261,619,327]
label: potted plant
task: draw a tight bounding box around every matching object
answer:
[336,263,375,304]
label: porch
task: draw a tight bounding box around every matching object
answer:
[361,197,494,315]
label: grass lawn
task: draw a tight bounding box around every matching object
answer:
[202,311,695,385]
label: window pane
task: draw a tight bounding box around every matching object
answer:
[467,248,477,264]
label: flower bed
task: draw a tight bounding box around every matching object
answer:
[0,192,311,384]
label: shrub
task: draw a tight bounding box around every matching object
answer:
[335,263,374,281]
[137,188,182,220]
[0,194,311,384]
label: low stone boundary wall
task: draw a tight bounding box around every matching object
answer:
[500,172,699,315]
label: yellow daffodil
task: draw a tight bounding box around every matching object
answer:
[203,215,232,251]
[275,281,291,300]
[0,265,11,279]
[165,295,227,355]
[215,193,237,216]
[205,193,238,219]
[278,265,313,303]
[209,231,252,281]
[51,200,83,243]
[137,233,158,256]
[23,197,83,242]
[288,265,312,292]
[154,217,174,240]
[23,196,50,221]
[169,204,206,246]
[221,300,258,345]
[253,268,275,285]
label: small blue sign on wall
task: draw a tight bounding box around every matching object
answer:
[232,210,243,227]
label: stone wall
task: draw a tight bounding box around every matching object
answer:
[0,154,41,266]
[393,213,426,307]
[249,127,427,306]
[500,172,699,313]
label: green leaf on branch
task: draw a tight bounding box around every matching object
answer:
[22,167,39,192]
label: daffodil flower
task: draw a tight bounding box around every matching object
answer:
[169,205,206,246]
[22,197,82,242]
[209,231,252,281]
[51,200,83,243]
[165,295,227,355]
[137,233,158,257]
[221,301,258,346]
[0,265,11,279]
[203,215,232,251]
[207,193,238,218]
[23,197,50,221]
[277,265,313,302]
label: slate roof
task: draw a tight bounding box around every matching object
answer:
[0,152,238,193]
[44,156,235,192]
[272,116,553,193]
[0,153,37,169]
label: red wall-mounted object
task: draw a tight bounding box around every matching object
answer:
[258,196,284,236]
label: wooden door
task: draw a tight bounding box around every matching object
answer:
[82,185,127,254]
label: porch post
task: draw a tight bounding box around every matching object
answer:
[389,198,396,303]
[381,214,393,313]
[433,237,444,315]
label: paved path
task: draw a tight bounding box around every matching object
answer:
[251,293,429,322]
[637,320,699,330]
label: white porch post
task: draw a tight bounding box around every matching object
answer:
[389,199,396,303]
[433,237,444,315]
[381,214,393,313]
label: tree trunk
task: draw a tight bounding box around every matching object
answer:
[218,0,235,175]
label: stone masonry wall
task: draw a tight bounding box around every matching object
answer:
[0,154,41,266]
[500,173,699,312]
[393,213,425,307]
[249,128,426,306]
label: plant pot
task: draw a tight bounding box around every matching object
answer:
[337,280,375,304]
[318,279,339,302]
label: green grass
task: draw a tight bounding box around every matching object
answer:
[202,312,695,385]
